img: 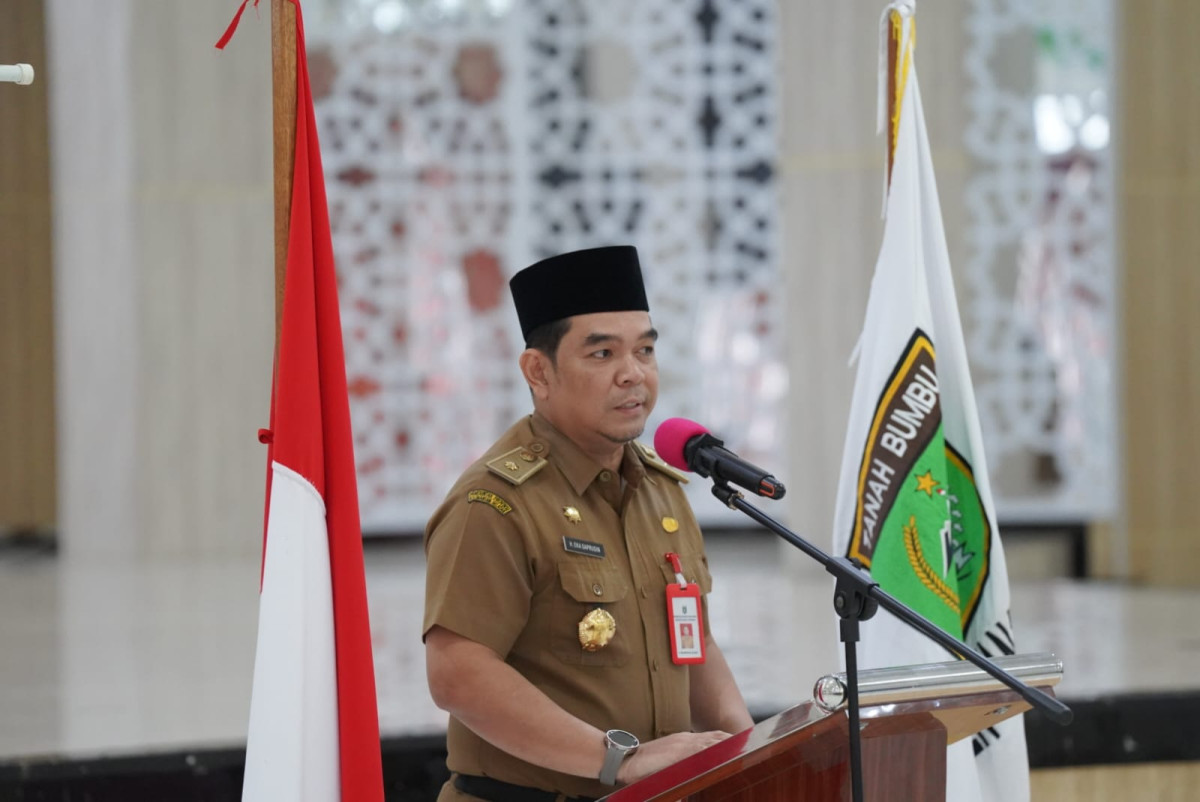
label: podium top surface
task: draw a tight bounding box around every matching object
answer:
[812,651,1063,713]
[601,652,1063,802]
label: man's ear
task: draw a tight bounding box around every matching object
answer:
[518,348,553,401]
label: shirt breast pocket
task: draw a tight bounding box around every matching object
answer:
[551,562,633,667]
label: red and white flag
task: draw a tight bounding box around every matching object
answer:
[219,3,384,799]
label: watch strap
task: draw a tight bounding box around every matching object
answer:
[599,743,625,786]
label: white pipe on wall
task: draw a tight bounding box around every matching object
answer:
[0,63,35,84]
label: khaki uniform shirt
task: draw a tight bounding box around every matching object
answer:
[424,413,714,800]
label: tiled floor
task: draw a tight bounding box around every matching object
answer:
[1,533,1198,761]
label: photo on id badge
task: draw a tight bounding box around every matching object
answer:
[679,622,696,651]
[672,596,701,659]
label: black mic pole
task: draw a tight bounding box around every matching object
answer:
[707,480,1072,802]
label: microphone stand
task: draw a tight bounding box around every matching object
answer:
[707,480,1072,802]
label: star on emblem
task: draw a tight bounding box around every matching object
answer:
[563,506,582,524]
[914,470,940,497]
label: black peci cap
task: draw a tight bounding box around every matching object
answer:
[509,245,650,341]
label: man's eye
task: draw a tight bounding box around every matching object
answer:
[591,349,612,359]
[640,346,655,356]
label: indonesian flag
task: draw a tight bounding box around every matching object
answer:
[831,7,1030,802]
[220,2,385,799]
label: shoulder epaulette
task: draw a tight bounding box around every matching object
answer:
[486,446,549,486]
[631,441,689,484]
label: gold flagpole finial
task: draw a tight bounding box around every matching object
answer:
[885,3,916,187]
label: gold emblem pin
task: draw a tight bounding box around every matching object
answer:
[519,450,536,462]
[563,506,582,524]
[662,516,679,533]
[578,608,616,651]
[504,460,519,472]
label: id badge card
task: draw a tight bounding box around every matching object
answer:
[664,552,705,665]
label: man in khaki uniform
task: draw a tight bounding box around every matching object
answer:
[424,246,753,802]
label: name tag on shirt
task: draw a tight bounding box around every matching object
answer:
[563,536,606,559]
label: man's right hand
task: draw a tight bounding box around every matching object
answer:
[615,730,732,786]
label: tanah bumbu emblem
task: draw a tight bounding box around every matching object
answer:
[845,330,990,638]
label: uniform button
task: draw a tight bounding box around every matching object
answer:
[592,583,603,596]
[599,470,612,482]
[530,442,545,453]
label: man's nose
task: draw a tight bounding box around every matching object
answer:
[615,354,645,385]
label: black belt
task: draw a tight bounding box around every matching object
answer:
[453,774,597,802]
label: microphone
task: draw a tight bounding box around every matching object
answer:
[653,418,786,500]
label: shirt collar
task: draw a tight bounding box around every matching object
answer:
[528,413,646,496]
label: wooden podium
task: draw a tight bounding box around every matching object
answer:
[600,653,1063,802]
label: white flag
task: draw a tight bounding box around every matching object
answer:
[830,9,1030,802]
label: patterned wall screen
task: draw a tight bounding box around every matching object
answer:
[963,0,1116,521]
[306,0,785,532]
[305,0,1117,532]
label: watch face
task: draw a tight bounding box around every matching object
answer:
[607,729,639,749]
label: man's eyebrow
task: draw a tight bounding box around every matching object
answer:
[581,332,618,346]
[580,328,659,347]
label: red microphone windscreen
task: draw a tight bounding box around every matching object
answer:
[653,417,710,472]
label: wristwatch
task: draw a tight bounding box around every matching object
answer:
[599,729,640,786]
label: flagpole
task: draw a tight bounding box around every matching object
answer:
[270,0,297,351]
[886,10,898,186]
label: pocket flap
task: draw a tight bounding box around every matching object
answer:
[558,563,629,603]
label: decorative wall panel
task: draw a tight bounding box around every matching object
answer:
[963,0,1116,520]
[307,0,783,531]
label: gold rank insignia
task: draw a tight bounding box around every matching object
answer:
[661,516,679,533]
[631,441,689,483]
[486,446,548,486]
[578,608,616,652]
[563,506,582,524]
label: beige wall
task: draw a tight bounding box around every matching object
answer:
[1119,0,1200,586]
[1032,761,1200,801]
[47,0,275,559]
[0,1,56,534]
